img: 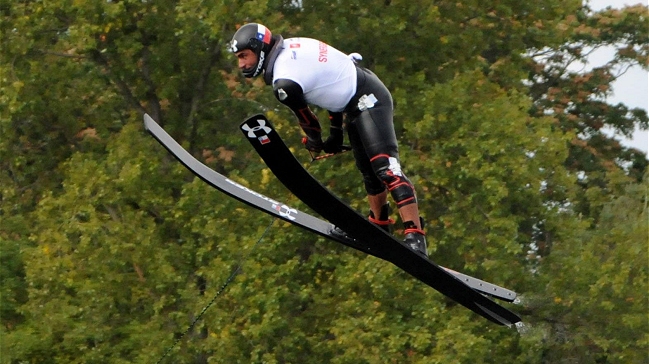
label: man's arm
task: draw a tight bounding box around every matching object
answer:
[324,111,344,153]
[273,79,323,151]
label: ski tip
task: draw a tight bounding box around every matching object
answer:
[143,113,154,130]
[475,302,522,327]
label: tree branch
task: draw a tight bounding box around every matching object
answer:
[140,43,163,125]
[90,49,147,117]
[186,32,226,153]
[38,49,89,59]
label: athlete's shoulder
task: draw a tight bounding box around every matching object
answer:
[282,37,327,49]
[284,37,321,43]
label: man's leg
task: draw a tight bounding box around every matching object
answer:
[346,69,427,256]
[367,190,388,219]
[398,203,422,230]
[368,190,421,229]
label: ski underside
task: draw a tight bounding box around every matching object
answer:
[143,113,521,327]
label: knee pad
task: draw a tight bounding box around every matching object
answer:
[370,154,417,207]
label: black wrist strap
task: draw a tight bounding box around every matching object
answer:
[328,111,343,129]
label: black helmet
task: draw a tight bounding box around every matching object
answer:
[228,23,274,78]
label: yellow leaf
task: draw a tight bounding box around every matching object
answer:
[261,168,271,185]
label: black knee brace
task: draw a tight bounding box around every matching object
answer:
[370,154,417,207]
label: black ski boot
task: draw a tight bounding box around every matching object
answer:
[403,218,428,257]
[368,203,394,233]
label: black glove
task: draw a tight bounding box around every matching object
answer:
[323,127,344,153]
[303,136,324,153]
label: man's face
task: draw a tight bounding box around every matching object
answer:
[236,49,257,73]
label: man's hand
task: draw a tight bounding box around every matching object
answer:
[302,136,324,153]
[323,128,344,153]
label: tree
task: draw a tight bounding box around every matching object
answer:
[526,172,648,363]
[527,5,649,182]
[2,0,648,362]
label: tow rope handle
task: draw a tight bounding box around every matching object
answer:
[302,137,352,161]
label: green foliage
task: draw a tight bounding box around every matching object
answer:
[527,4,649,184]
[0,239,27,329]
[528,173,648,363]
[1,0,647,363]
[404,71,572,287]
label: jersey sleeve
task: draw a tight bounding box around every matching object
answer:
[273,78,322,140]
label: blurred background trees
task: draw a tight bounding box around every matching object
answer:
[1,0,646,362]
